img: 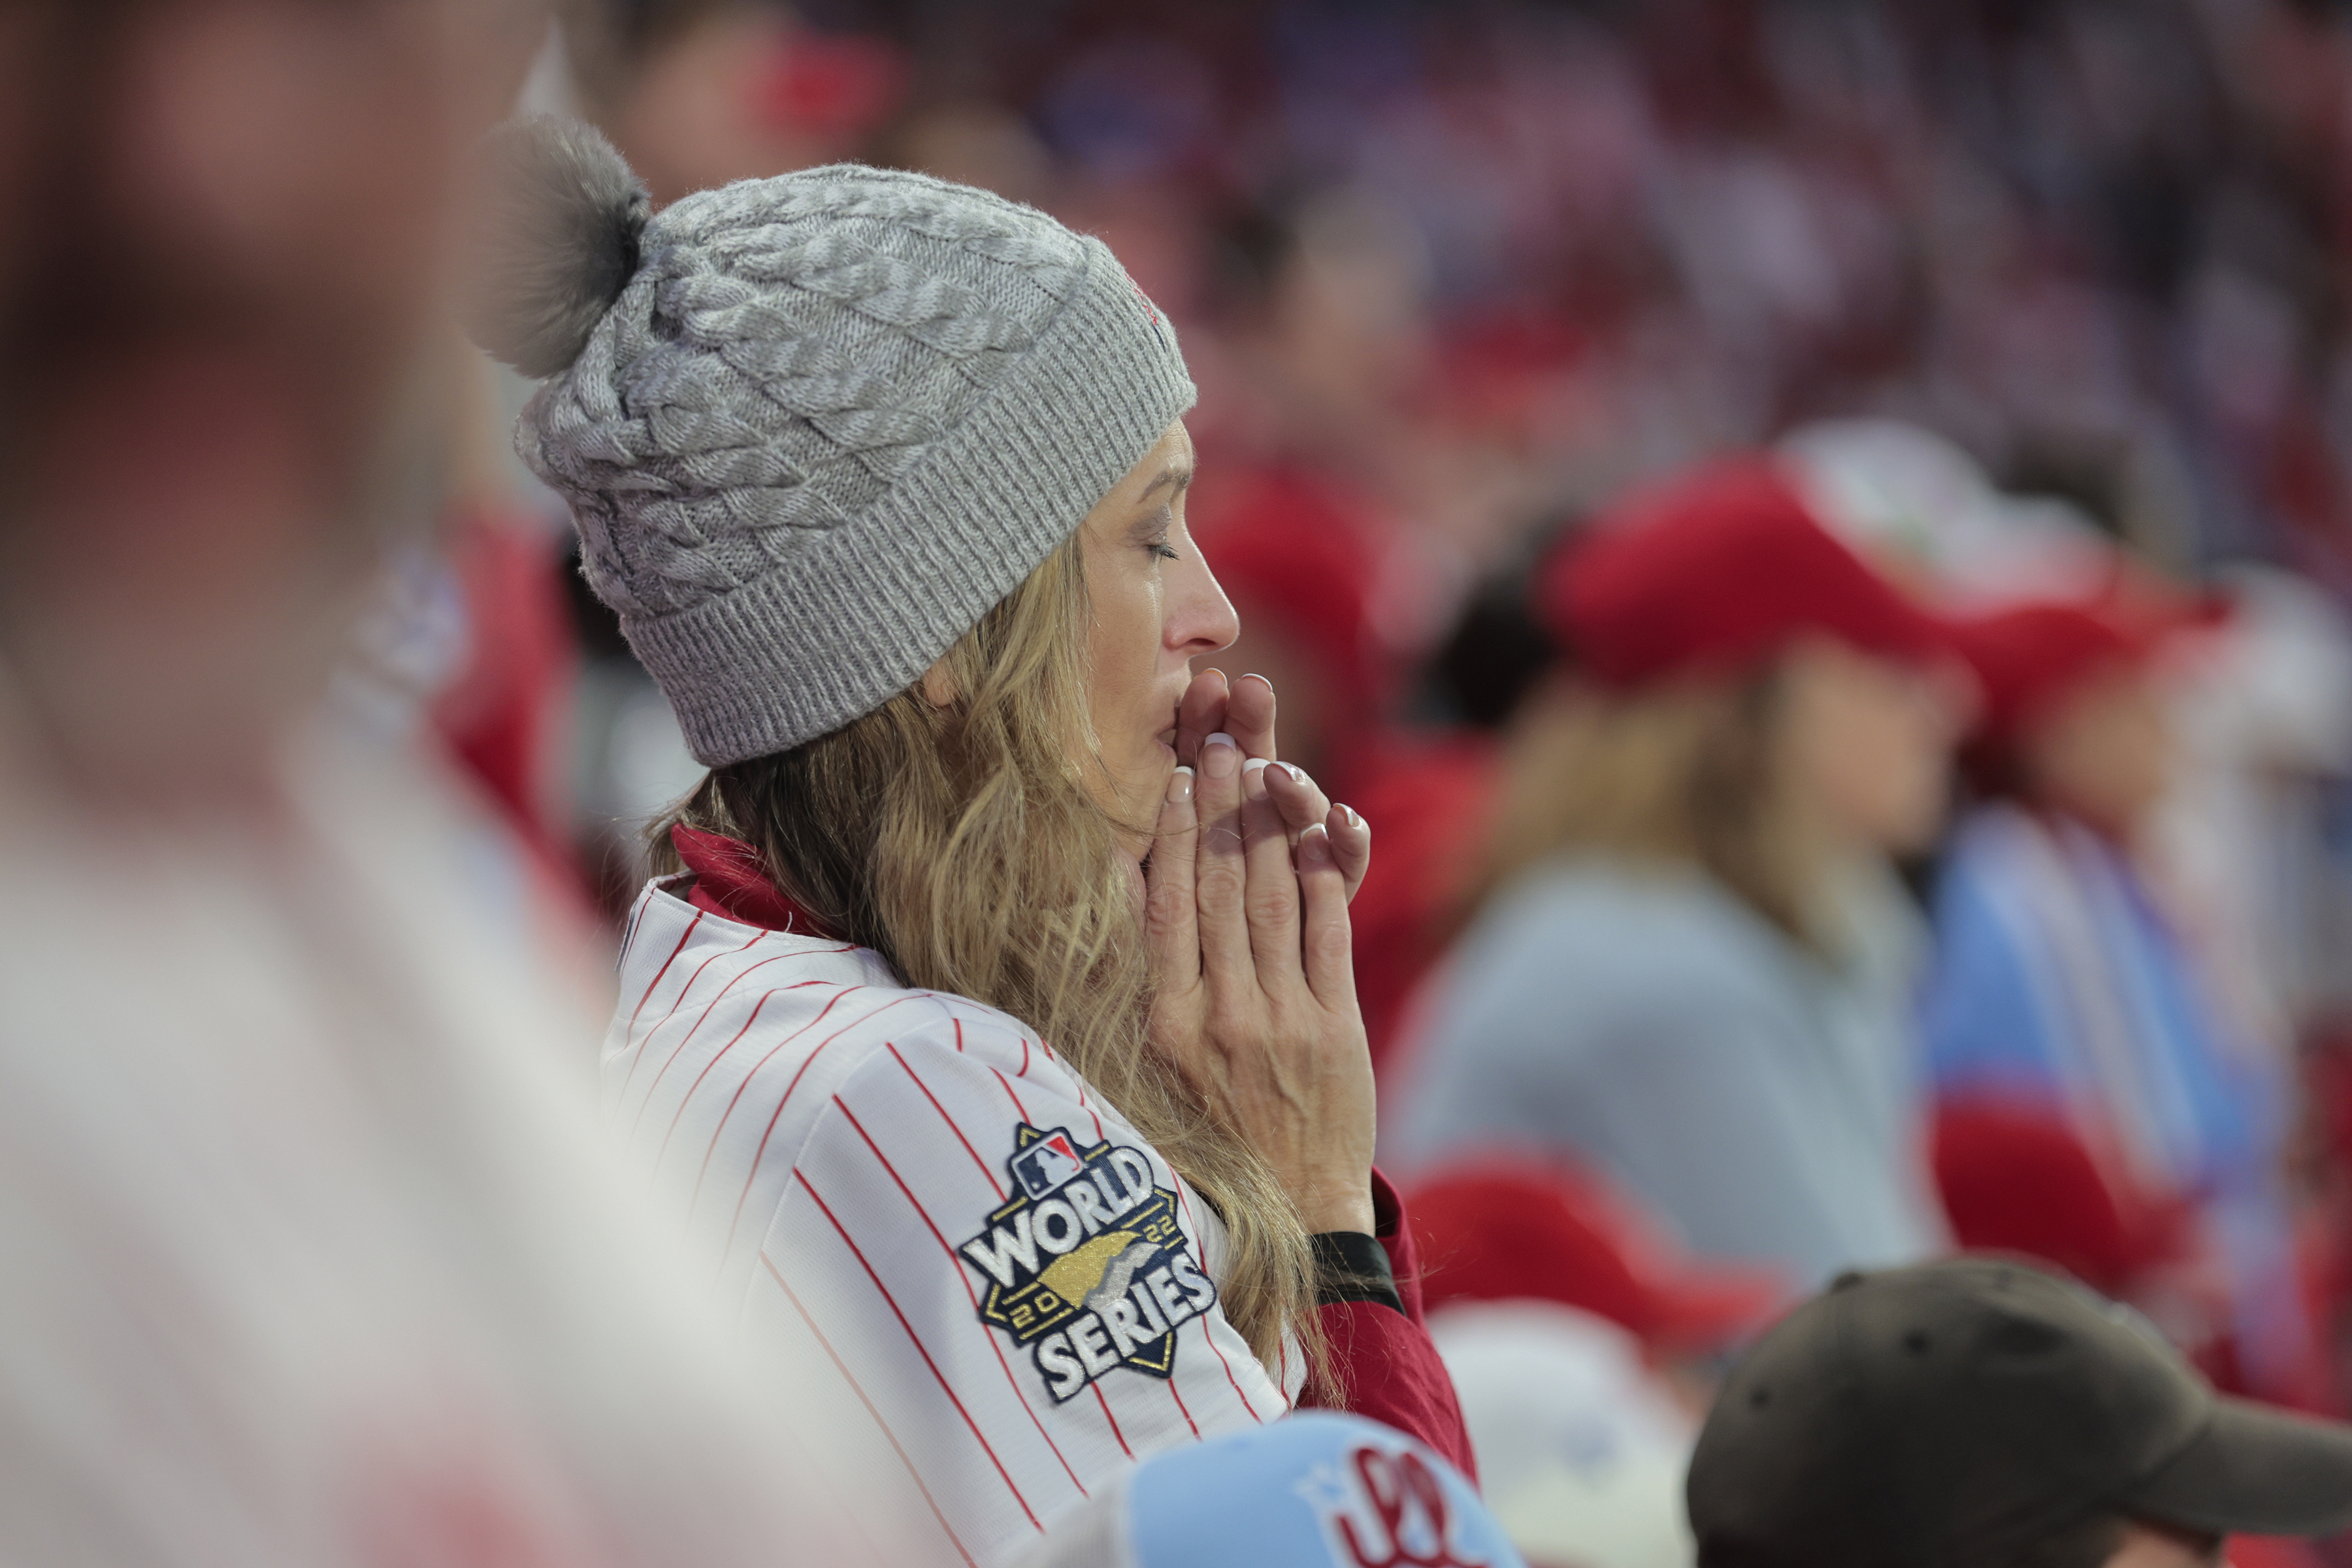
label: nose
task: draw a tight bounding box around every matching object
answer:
[1169,549,1240,660]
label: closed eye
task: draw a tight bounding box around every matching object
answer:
[1132,502,1180,562]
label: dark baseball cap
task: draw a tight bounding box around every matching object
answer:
[1687,1258,2352,1566]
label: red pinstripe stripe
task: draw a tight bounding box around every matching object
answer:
[759,1253,979,1568]
[616,928,768,1101]
[832,1100,1088,1497]
[1167,1376,1200,1438]
[884,1042,1004,1200]
[718,994,929,1253]
[1017,1038,1030,1077]
[796,1173,1043,1533]
[627,958,817,1137]
[659,987,814,1175]
[1090,1384,1132,1459]
[1051,1056,1108,1141]
[622,911,704,1041]
[990,1066,1030,1123]
[952,1019,966,1052]
[662,985,869,1182]
[1171,1181,1265,1424]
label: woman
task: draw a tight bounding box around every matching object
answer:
[1387,459,1959,1289]
[466,118,1466,1567]
[1923,600,2321,1406]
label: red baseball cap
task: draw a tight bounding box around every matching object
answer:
[1954,587,2227,753]
[1189,466,1401,719]
[1539,455,1955,689]
[1405,1158,1788,1358]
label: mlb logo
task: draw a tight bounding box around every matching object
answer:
[1011,1132,1085,1199]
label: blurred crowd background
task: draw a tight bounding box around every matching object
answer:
[384,1,2352,1563]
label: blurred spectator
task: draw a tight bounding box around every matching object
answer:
[1402,1160,1787,1567]
[2155,564,2352,1056]
[1184,465,1410,799]
[1014,1411,1522,1568]
[1430,1303,1700,1568]
[0,1,884,1560]
[1407,1160,1788,1366]
[1688,1259,2352,1568]
[1921,595,2331,1409]
[1386,460,1960,1289]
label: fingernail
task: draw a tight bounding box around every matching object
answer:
[1240,672,1274,691]
[1299,823,1333,863]
[1167,766,1194,805]
[1202,732,1239,779]
[1341,804,1362,830]
[1243,758,1269,801]
[1241,755,1270,774]
[1279,762,1309,786]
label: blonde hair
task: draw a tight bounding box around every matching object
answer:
[652,535,1323,1380]
[1475,662,1829,946]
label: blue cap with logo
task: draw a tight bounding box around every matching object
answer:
[1011,1413,1524,1568]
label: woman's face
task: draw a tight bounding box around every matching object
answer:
[1780,636,1967,857]
[1077,420,1239,848]
[2023,663,2173,838]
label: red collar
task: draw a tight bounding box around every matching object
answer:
[669,825,839,939]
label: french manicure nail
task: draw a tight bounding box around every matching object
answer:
[1279,762,1309,786]
[1341,804,1362,830]
[1242,759,1269,800]
[1239,672,1273,689]
[1167,766,1194,805]
[1241,756,1269,774]
[1299,823,1333,862]
[1202,732,1239,779]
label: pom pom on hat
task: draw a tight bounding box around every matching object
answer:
[463,115,651,379]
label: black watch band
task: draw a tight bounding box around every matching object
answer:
[1311,1230,1406,1316]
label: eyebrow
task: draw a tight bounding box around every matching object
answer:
[1137,463,1194,503]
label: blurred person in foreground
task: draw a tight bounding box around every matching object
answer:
[470,116,1469,1567]
[1024,1410,1520,1568]
[1387,458,1961,1288]
[0,2,889,1561]
[1689,1258,2352,1568]
[1921,600,2326,1409]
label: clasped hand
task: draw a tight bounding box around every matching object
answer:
[1143,670,1378,1237]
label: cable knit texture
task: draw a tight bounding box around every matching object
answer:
[519,162,1196,765]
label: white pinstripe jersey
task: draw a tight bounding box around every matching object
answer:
[604,880,1301,1568]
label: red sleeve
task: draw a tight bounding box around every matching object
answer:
[1295,1170,1478,1484]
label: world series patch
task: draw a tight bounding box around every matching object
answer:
[958,1124,1218,1403]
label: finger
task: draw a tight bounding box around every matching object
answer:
[1240,756,1303,987]
[1296,823,1360,1009]
[1194,731,1255,989]
[1263,760,1331,841]
[1144,766,1201,988]
[1176,669,1230,768]
[1326,802,1371,904]
[1224,672,1277,761]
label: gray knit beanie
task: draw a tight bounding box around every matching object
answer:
[467,117,1196,766]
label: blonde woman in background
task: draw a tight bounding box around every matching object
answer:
[1389,459,1963,1290]
[468,119,1469,1568]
